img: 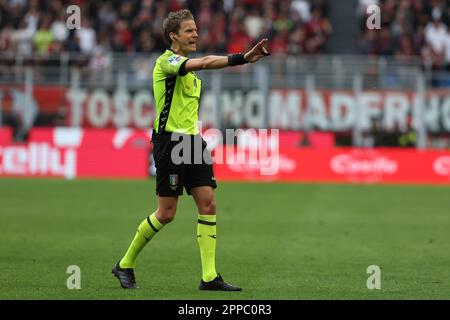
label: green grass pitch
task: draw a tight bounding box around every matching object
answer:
[0,178,449,299]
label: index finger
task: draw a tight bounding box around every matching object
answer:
[256,38,268,48]
[257,38,270,56]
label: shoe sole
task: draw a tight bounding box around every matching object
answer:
[199,288,242,291]
[199,285,242,291]
[112,267,138,289]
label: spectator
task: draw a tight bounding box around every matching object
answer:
[424,11,447,70]
[380,0,397,26]
[412,0,429,27]
[111,32,127,53]
[197,0,213,32]
[12,18,35,56]
[4,0,27,27]
[135,29,155,53]
[10,2,39,56]
[270,29,289,56]
[395,34,415,63]
[51,12,69,43]
[291,0,312,23]
[0,22,14,54]
[444,27,450,71]
[76,17,96,55]
[273,12,295,35]
[288,17,307,55]
[358,29,378,55]
[33,15,53,55]
[377,27,394,56]
[245,7,265,40]
[357,0,379,18]
[98,1,117,29]
[305,7,332,54]
[89,45,111,83]
[10,88,38,142]
[118,1,135,26]
[48,0,64,17]
[131,0,152,37]
[113,19,132,52]
[227,17,252,54]
[413,24,426,55]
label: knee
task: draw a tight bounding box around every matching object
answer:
[200,198,216,214]
[156,206,177,224]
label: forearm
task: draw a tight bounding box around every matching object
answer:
[184,54,247,72]
[198,55,230,70]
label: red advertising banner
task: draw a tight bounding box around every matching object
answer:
[0,127,151,179]
[1,128,449,184]
[213,146,450,184]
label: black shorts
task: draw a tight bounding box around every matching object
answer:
[151,131,217,197]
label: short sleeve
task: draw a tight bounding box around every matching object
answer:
[160,53,189,76]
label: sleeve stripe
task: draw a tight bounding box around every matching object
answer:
[178,59,189,76]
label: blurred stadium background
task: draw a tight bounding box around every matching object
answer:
[1,0,450,299]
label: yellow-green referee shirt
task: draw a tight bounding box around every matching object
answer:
[153,49,202,135]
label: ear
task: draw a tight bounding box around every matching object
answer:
[169,32,177,42]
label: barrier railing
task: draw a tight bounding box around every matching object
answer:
[1,53,450,149]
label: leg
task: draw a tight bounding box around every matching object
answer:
[186,136,240,290]
[191,186,216,215]
[118,196,178,269]
[191,187,218,283]
[155,195,179,224]
[113,197,177,289]
[191,186,241,291]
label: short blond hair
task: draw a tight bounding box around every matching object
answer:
[163,9,195,44]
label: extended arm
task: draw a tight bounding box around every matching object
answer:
[184,55,229,71]
[183,38,270,73]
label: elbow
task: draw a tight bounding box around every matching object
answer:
[200,57,210,70]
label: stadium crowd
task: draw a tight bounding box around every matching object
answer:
[0,0,332,58]
[357,0,450,72]
[2,0,450,66]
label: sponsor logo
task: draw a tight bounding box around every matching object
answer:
[330,153,398,175]
[168,55,182,65]
[0,143,76,179]
[226,153,295,175]
[433,156,450,177]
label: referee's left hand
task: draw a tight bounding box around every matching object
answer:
[244,38,271,63]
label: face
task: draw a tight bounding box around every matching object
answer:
[171,19,198,54]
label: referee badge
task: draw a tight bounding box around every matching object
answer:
[169,174,179,189]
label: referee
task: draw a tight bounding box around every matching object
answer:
[113,9,270,291]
